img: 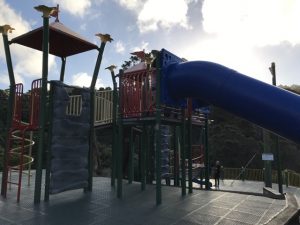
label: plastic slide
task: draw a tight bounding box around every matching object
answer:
[166,61,300,144]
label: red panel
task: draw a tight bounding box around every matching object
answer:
[12,83,23,129]
[121,68,156,118]
[29,79,42,129]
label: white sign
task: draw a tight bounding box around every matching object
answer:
[262,153,274,161]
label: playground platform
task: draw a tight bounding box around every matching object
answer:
[0,173,298,225]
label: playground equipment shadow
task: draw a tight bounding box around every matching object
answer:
[0,174,296,225]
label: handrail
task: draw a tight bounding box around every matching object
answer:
[223,167,300,188]
[66,90,113,125]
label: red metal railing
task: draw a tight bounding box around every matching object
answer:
[121,68,156,118]
[12,83,23,128]
[4,79,41,202]
[29,79,42,129]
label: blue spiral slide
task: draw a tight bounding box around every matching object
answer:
[161,49,300,144]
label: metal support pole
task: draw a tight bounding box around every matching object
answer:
[59,57,66,82]
[117,119,123,198]
[91,42,105,89]
[107,67,118,187]
[128,127,134,184]
[154,59,162,205]
[34,15,50,204]
[117,69,124,198]
[141,125,146,190]
[187,115,193,194]
[1,33,15,85]
[87,89,95,192]
[263,130,272,188]
[269,62,283,194]
[44,83,54,201]
[204,114,210,190]
[87,38,110,192]
[174,126,180,186]
[1,31,15,196]
[180,108,186,196]
[145,127,152,184]
[149,126,155,184]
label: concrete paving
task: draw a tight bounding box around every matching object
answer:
[0,172,294,225]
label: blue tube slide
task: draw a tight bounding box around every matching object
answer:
[166,61,300,144]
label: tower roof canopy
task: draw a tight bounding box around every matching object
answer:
[11,21,98,57]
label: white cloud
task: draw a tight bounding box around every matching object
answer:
[117,0,144,11]
[93,0,105,6]
[0,73,9,86]
[12,46,56,79]
[138,0,191,33]
[80,23,87,31]
[0,71,24,86]
[176,0,300,85]
[0,0,57,89]
[115,41,125,54]
[0,0,31,59]
[202,0,300,46]
[71,72,104,89]
[51,0,92,17]
[117,0,191,33]
[131,41,149,52]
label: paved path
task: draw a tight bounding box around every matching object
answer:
[0,174,290,225]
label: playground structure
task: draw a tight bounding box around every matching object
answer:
[1,4,300,207]
[0,5,113,203]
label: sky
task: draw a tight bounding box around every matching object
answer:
[1,0,300,91]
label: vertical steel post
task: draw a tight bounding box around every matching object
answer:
[128,127,134,184]
[88,37,111,191]
[187,114,193,193]
[149,126,155,184]
[88,44,105,192]
[269,62,283,194]
[87,89,95,192]
[117,70,124,198]
[34,15,50,204]
[204,114,210,190]
[44,83,54,201]
[107,67,118,187]
[154,56,162,205]
[145,127,151,184]
[180,109,186,196]
[174,126,180,186]
[1,33,15,85]
[91,42,106,89]
[263,130,272,187]
[59,57,66,82]
[141,125,146,190]
[1,30,15,196]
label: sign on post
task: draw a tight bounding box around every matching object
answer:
[262,153,274,161]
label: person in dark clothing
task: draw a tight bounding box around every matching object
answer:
[214,161,221,188]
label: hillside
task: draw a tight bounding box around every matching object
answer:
[0,85,300,172]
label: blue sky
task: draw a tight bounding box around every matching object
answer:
[1,0,300,91]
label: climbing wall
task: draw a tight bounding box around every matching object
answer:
[49,81,91,194]
[161,125,170,178]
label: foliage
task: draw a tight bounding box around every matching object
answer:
[0,83,300,174]
[208,85,300,171]
[208,107,264,169]
[121,55,139,70]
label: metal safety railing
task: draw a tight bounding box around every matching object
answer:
[94,90,113,124]
[121,68,156,118]
[223,167,300,187]
[66,90,113,125]
[66,95,82,116]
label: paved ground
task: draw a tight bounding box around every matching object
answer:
[0,172,292,225]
